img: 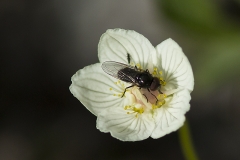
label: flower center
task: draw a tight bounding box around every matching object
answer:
[126,87,166,112]
[110,66,167,117]
[121,86,166,117]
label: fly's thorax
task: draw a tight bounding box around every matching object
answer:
[135,72,153,87]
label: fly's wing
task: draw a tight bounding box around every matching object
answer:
[101,61,137,83]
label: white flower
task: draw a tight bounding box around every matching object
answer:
[70,29,194,141]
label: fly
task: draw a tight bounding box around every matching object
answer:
[101,61,161,103]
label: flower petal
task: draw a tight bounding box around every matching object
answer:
[70,63,127,116]
[151,89,191,139]
[154,39,194,92]
[98,29,156,69]
[97,107,155,141]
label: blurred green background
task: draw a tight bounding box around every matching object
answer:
[1,0,240,159]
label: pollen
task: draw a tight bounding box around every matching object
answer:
[160,79,166,86]
[152,99,166,109]
[111,80,128,97]
[157,93,166,99]
[136,63,141,69]
[150,92,167,110]
[152,67,166,86]
[124,105,144,117]
[152,67,158,75]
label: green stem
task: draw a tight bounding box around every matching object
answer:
[178,120,199,160]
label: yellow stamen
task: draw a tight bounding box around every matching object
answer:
[151,67,166,86]
[152,99,165,109]
[160,79,166,86]
[111,81,127,97]
[157,93,167,99]
[124,104,144,117]
[136,63,141,69]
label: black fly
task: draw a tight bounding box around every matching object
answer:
[101,61,160,102]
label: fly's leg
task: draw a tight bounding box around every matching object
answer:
[139,87,148,102]
[159,90,163,94]
[147,88,158,104]
[143,94,148,102]
[121,85,134,98]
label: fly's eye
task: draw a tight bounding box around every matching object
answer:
[150,77,160,91]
